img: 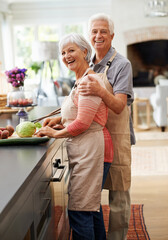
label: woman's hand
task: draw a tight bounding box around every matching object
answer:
[35,125,72,139]
[43,116,61,127]
[52,123,64,130]
[35,126,57,138]
[78,75,104,98]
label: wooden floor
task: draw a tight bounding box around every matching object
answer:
[101,125,168,240]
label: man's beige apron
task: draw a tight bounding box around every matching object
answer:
[98,52,131,191]
[61,88,104,211]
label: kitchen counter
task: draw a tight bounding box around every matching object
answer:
[0,140,53,215]
[0,106,68,240]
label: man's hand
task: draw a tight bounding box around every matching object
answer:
[78,75,103,97]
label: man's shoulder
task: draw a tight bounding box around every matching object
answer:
[104,48,131,68]
[114,52,131,65]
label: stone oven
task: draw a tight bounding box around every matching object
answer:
[124,26,168,87]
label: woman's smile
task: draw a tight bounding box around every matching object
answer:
[61,42,89,79]
[67,59,75,65]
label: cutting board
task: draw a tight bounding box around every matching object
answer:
[0,132,49,145]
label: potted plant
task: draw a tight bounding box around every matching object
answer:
[30,62,43,75]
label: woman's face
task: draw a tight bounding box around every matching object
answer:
[61,43,87,73]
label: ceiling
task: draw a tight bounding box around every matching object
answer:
[4,0,66,2]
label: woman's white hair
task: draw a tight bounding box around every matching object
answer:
[59,33,92,63]
[88,13,114,35]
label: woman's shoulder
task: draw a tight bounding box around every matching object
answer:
[82,72,103,84]
[89,73,105,87]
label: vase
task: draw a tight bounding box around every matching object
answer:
[7,86,37,117]
[7,86,36,107]
[12,86,25,100]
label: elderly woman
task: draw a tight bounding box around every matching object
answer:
[36,33,113,240]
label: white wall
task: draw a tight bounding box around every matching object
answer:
[0,0,9,69]
[9,0,112,24]
[8,0,168,57]
[109,0,168,56]
[0,0,168,68]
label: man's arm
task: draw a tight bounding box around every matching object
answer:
[78,75,127,114]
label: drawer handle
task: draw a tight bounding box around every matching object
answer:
[53,158,61,168]
[51,165,66,182]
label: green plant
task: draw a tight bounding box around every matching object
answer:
[30,62,43,75]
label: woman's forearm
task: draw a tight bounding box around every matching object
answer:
[53,127,73,138]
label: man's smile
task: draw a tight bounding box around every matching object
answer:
[95,40,104,43]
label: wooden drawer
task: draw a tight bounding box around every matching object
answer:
[2,194,34,240]
[33,162,52,230]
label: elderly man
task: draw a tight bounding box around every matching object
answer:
[78,13,135,240]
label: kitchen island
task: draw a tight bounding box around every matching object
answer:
[0,107,69,240]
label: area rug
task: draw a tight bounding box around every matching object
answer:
[69,204,150,240]
[102,204,150,240]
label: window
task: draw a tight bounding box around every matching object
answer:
[38,25,59,42]
[14,26,34,68]
[13,23,85,79]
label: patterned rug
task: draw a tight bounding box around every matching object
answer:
[103,204,150,240]
[68,204,150,239]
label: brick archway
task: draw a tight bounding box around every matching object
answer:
[124,26,168,87]
[124,26,168,45]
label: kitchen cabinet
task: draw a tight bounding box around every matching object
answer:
[0,107,69,240]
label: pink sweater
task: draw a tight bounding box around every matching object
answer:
[67,75,113,163]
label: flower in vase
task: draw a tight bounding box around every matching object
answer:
[5,67,27,88]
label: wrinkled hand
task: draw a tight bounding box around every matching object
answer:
[78,75,102,97]
[52,123,64,130]
[35,126,57,138]
[43,117,61,127]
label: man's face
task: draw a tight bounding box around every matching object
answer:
[89,19,114,54]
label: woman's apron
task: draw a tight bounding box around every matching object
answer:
[97,51,131,191]
[61,88,104,211]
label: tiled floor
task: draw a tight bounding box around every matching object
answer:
[131,145,168,176]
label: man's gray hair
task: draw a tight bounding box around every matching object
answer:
[88,13,114,35]
[59,33,92,63]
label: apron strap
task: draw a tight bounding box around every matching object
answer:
[82,67,92,77]
[74,67,91,88]
[104,49,117,75]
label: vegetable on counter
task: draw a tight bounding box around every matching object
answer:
[0,125,14,139]
[16,121,36,138]
[0,122,42,139]
[34,122,42,130]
